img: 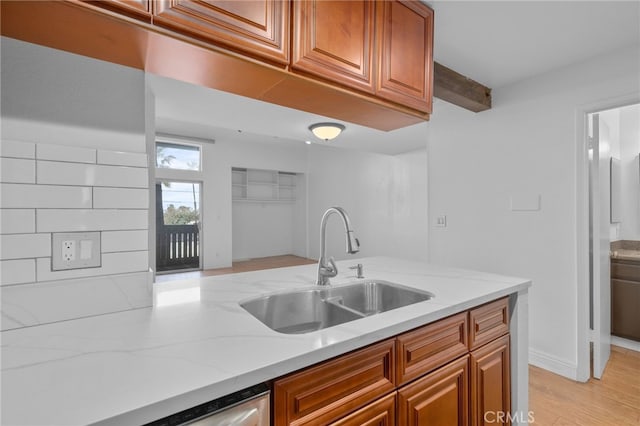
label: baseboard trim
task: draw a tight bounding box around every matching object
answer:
[611,336,640,352]
[529,348,578,380]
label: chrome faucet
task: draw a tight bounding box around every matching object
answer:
[317,207,359,286]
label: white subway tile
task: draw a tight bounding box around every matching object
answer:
[98,150,148,168]
[36,251,148,281]
[1,209,36,234]
[36,143,96,164]
[0,234,51,260]
[37,162,148,188]
[93,187,149,209]
[1,184,92,208]
[0,158,35,184]
[1,259,36,285]
[37,209,148,232]
[102,230,148,253]
[0,140,35,159]
[1,271,152,330]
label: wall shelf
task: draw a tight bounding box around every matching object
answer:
[232,167,298,202]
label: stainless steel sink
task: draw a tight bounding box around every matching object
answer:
[240,280,434,334]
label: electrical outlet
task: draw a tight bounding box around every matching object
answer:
[52,232,101,271]
[436,215,447,228]
[62,240,75,262]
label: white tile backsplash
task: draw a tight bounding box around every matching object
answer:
[98,150,147,167]
[1,259,36,285]
[37,161,148,188]
[1,209,36,234]
[0,183,92,208]
[0,158,35,183]
[102,230,148,253]
[93,187,149,209]
[36,143,96,164]
[1,139,151,329]
[36,251,148,282]
[0,140,35,159]
[37,209,148,232]
[0,233,51,260]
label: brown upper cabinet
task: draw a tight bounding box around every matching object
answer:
[152,0,290,65]
[83,0,152,21]
[376,0,433,112]
[293,0,434,112]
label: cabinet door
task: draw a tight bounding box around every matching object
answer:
[470,335,511,426]
[292,0,375,93]
[397,355,469,426]
[273,339,395,425]
[329,392,396,426]
[153,0,289,64]
[611,279,640,341]
[376,0,433,112]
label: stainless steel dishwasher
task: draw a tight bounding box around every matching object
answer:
[145,383,269,426]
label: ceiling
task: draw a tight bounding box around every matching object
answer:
[151,1,640,155]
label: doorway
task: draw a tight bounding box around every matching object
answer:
[156,180,202,272]
[578,99,640,381]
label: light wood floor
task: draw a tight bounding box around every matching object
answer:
[529,345,640,425]
[155,254,316,282]
[158,256,640,425]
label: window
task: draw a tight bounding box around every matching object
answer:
[156,142,201,171]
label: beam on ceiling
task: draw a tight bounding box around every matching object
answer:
[434,62,492,112]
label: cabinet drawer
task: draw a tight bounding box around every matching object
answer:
[396,312,468,385]
[469,297,509,350]
[273,339,396,426]
[611,260,640,282]
[329,392,396,426]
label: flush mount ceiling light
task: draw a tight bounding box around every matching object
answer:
[309,122,345,141]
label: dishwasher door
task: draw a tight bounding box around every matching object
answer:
[190,392,269,426]
[145,383,269,426]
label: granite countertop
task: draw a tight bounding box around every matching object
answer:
[611,249,640,261]
[611,240,640,262]
[1,257,531,426]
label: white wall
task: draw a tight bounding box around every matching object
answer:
[306,145,428,264]
[0,37,151,330]
[427,45,640,379]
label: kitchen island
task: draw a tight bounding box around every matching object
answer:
[1,257,531,425]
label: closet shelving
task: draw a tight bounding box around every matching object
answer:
[232,167,297,202]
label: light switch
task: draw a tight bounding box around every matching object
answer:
[436,215,447,227]
[52,232,101,270]
[80,240,93,260]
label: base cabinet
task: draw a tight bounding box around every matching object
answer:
[470,334,511,426]
[397,355,469,426]
[330,392,396,426]
[273,297,511,426]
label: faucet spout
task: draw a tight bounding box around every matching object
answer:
[317,207,360,286]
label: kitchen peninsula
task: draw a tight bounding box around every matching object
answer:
[1,257,531,425]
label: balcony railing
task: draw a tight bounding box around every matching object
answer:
[157,224,199,271]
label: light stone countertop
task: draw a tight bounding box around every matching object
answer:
[1,257,531,426]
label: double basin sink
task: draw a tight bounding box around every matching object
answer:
[240,280,434,334]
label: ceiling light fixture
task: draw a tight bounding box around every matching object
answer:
[309,122,345,141]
